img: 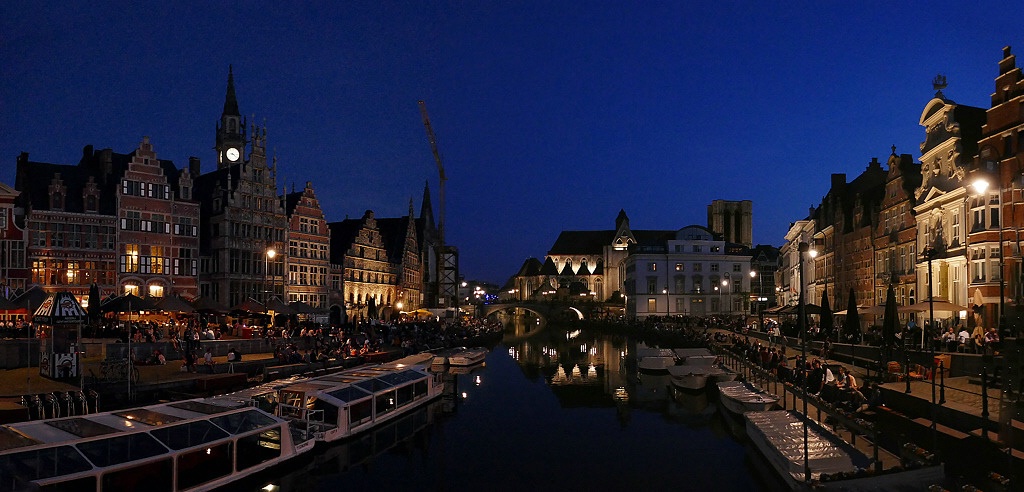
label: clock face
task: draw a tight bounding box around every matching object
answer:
[226,147,240,162]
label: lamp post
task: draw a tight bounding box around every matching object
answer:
[971,178,1005,338]
[663,288,669,317]
[798,241,817,484]
[265,248,276,304]
[751,270,763,331]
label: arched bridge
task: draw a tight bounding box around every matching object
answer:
[482,302,587,322]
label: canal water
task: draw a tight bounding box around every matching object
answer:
[228,323,776,491]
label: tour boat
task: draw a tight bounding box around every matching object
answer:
[0,395,316,491]
[236,358,445,445]
[447,347,488,366]
[716,381,780,415]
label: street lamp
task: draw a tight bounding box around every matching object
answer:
[721,278,729,315]
[751,270,764,331]
[971,178,1006,338]
[798,241,817,484]
[663,288,669,317]
[265,248,276,303]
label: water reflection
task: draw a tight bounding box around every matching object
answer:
[228,322,766,491]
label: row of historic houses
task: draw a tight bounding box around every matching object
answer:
[0,68,452,322]
[780,46,1024,338]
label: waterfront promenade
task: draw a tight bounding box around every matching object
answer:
[714,326,1022,488]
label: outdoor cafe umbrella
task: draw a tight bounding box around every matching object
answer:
[230,297,266,314]
[14,286,49,315]
[87,283,101,322]
[289,300,319,315]
[882,283,899,362]
[100,293,157,313]
[896,297,967,313]
[367,296,377,319]
[191,296,229,315]
[844,288,861,344]
[265,296,296,315]
[32,291,87,325]
[154,295,196,314]
[819,288,834,338]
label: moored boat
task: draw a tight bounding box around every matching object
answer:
[637,356,677,373]
[448,347,488,366]
[716,381,779,415]
[666,365,710,390]
[240,360,445,445]
[0,395,315,491]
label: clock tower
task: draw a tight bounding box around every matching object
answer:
[216,65,246,168]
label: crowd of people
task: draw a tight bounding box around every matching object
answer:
[724,332,881,414]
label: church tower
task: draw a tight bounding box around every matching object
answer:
[215,66,246,168]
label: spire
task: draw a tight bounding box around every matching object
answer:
[223,65,240,116]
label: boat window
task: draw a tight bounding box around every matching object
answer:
[376,370,424,386]
[210,410,277,435]
[236,429,283,471]
[39,476,96,492]
[100,457,172,492]
[395,385,414,407]
[0,445,93,484]
[176,442,232,489]
[413,380,428,398]
[311,398,339,426]
[0,427,42,452]
[149,420,230,450]
[114,409,184,427]
[375,391,397,416]
[77,433,167,467]
[45,418,120,438]
[354,378,394,394]
[168,400,237,415]
[326,386,371,403]
[349,399,373,424]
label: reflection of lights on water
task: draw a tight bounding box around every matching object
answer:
[389,398,394,405]
[580,344,587,353]
[461,392,468,399]
[613,387,629,401]
[620,350,625,358]
[587,364,597,378]
[262,484,280,492]
[474,375,481,386]
[508,347,518,360]
[566,329,581,340]
[589,346,597,356]
[206,448,212,455]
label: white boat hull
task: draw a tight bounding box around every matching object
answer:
[717,381,779,415]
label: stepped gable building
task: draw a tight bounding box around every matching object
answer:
[14,138,199,303]
[194,67,288,307]
[0,181,28,304]
[376,201,423,312]
[912,79,985,314]
[283,182,330,308]
[871,149,921,312]
[708,199,753,248]
[328,210,396,320]
[966,46,1024,331]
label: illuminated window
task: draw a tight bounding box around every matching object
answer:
[148,284,164,298]
[124,284,139,296]
[122,244,140,273]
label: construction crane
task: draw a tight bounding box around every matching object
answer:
[417,100,446,246]
[418,100,458,311]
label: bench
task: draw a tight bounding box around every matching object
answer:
[912,418,969,439]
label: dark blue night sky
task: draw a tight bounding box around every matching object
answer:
[2,2,1020,283]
